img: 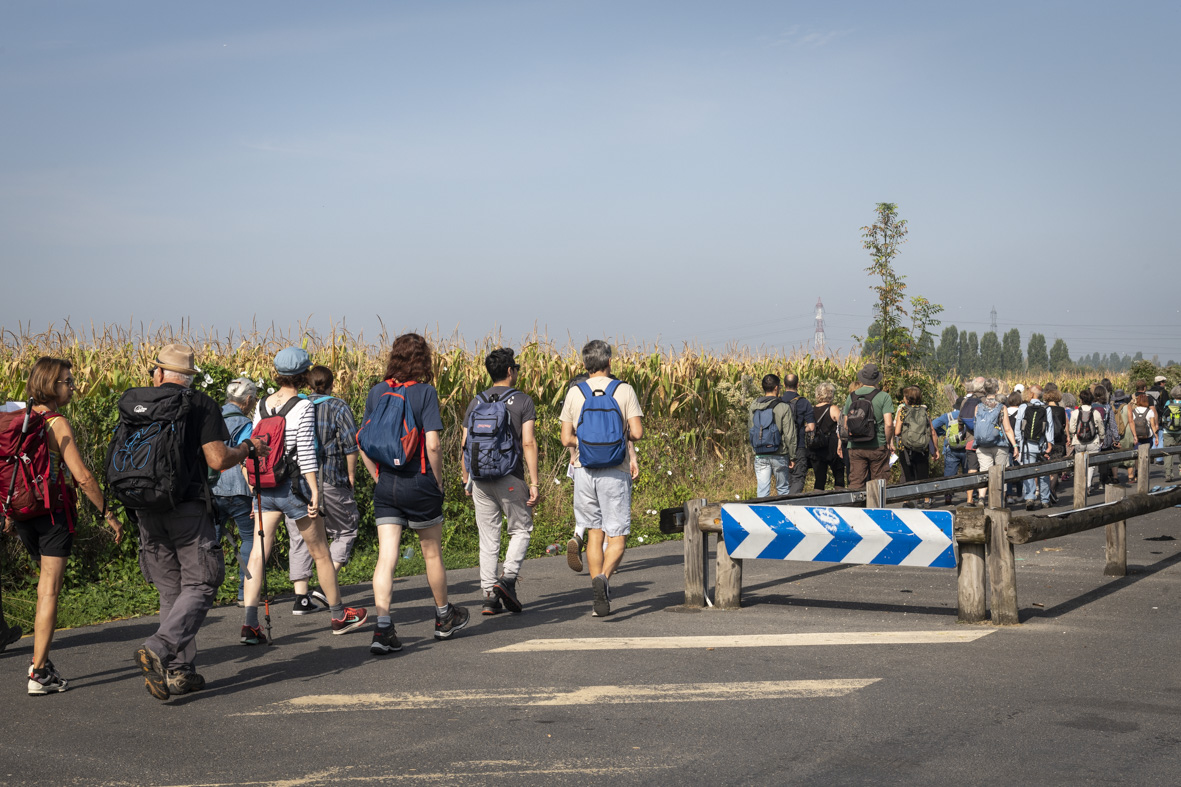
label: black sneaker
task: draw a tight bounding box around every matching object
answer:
[493,575,523,614]
[434,605,470,640]
[567,534,584,573]
[27,666,68,696]
[134,646,170,701]
[309,588,329,608]
[1026,502,1045,512]
[292,594,320,615]
[370,625,403,655]
[0,624,22,654]
[481,592,503,616]
[166,670,206,695]
[591,574,611,617]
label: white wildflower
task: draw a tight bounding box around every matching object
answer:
[554,478,561,485]
[267,387,275,394]
[638,536,646,543]
[667,470,672,476]
[735,495,740,500]
[204,374,213,385]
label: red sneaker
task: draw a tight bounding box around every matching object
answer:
[331,606,368,635]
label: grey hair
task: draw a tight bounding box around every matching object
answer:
[1171,385,1181,399]
[814,382,836,404]
[983,378,999,396]
[1028,384,1043,399]
[971,376,986,394]
[161,370,194,387]
[581,340,612,374]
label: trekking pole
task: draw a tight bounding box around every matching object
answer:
[1,401,34,634]
[248,444,273,646]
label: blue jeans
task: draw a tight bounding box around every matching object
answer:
[754,455,790,498]
[213,495,255,600]
[1021,445,1050,504]
[944,449,968,476]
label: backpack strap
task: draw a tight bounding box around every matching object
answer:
[577,381,594,400]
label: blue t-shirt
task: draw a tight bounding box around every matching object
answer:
[362,381,444,474]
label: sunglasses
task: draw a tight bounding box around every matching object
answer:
[57,378,77,389]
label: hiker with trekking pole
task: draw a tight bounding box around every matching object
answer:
[106,345,268,701]
[2,358,124,695]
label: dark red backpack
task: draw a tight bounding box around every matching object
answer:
[1,404,74,527]
[245,396,302,488]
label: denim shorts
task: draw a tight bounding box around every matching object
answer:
[260,477,313,521]
[374,471,444,528]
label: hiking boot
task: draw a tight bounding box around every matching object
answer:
[567,534,584,573]
[434,605,470,640]
[309,588,330,608]
[240,625,267,646]
[0,624,22,654]
[166,670,206,695]
[331,606,368,635]
[370,625,403,655]
[27,665,68,696]
[591,574,611,617]
[944,494,953,507]
[134,646,169,701]
[493,575,523,614]
[292,594,320,615]
[1026,502,1045,512]
[481,592,503,616]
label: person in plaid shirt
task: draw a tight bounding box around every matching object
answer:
[286,365,361,615]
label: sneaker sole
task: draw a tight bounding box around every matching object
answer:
[370,641,404,655]
[481,606,503,616]
[292,608,321,616]
[592,575,611,617]
[332,613,369,635]
[27,680,68,695]
[434,613,470,640]
[493,583,523,614]
[134,647,170,701]
[566,538,584,573]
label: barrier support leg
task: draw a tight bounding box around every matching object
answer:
[1074,452,1088,509]
[1104,484,1127,577]
[986,507,1019,625]
[867,478,886,508]
[683,498,708,607]
[957,540,987,623]
[1137,443,1151,495]
[716,533,743,610]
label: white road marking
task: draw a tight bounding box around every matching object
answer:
[231,679,880,716]
[486,629,994,653]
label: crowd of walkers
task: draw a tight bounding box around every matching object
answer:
[746,364,1181,511]
[1,336,643,700]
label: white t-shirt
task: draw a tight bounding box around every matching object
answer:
[253,395,318,475]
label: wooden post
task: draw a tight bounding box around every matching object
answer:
[683,498,708,607]
[867,478,885,508]
[1137,443,1150,495]
[715,532,743,610]
[988,464,1004,509]
[1104,484,1127,577]
[986,507,1019,625]
[1073,452,1088,509]
[957,503,987,622]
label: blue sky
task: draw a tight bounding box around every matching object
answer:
[1,1,1177,359]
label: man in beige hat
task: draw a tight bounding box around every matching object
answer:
[114,344,269,701]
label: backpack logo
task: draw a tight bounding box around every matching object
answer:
[134,405,147,414]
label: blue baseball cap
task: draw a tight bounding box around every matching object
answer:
[273,347,312,376]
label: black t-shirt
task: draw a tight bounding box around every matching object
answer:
[159,383,229,501]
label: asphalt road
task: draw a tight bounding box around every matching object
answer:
[2,469,1179,786]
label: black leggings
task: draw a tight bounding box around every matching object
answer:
[811,454,846,490]
[899,449,931,483]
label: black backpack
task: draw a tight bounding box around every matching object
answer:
[845,388,879,442]
[809,405,838,459]
[1076,408,1097,443]
[106,387,199,512]
[1020,403,1048,444]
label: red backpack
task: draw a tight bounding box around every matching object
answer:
[1,404,74,527]
[245,396,302,488]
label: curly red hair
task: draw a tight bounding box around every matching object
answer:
[384,333,433,384]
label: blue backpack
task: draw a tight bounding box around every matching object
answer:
[357,380,424,473]
[749,404,782,455]
[973,401,1006,448]
[576,380,628,469]
[463,388,520,480]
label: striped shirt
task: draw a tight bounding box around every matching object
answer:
[309,395,359,487]
[253,395,318,475]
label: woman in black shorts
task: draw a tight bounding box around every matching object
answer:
[4,357,124,695]
[359,333,469,654]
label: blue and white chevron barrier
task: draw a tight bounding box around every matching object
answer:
[721,504,956,568]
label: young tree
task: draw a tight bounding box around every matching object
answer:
[965,331,979,374]
[1001,328,1023,373]
[1027,333,1049,371]
[937,325,960,374]
[860,202,909,370]
[980,331,1003,373]
[1049,338,1072,372]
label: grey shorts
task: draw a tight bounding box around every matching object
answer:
[573,466,632,538]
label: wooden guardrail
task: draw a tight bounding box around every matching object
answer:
[677,443,1181,625]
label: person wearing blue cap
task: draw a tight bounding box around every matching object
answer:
[239,347,367,644]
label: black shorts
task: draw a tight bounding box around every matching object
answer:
[373,471,444,528]
[965,450,980,472]
[15,513,73,560]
